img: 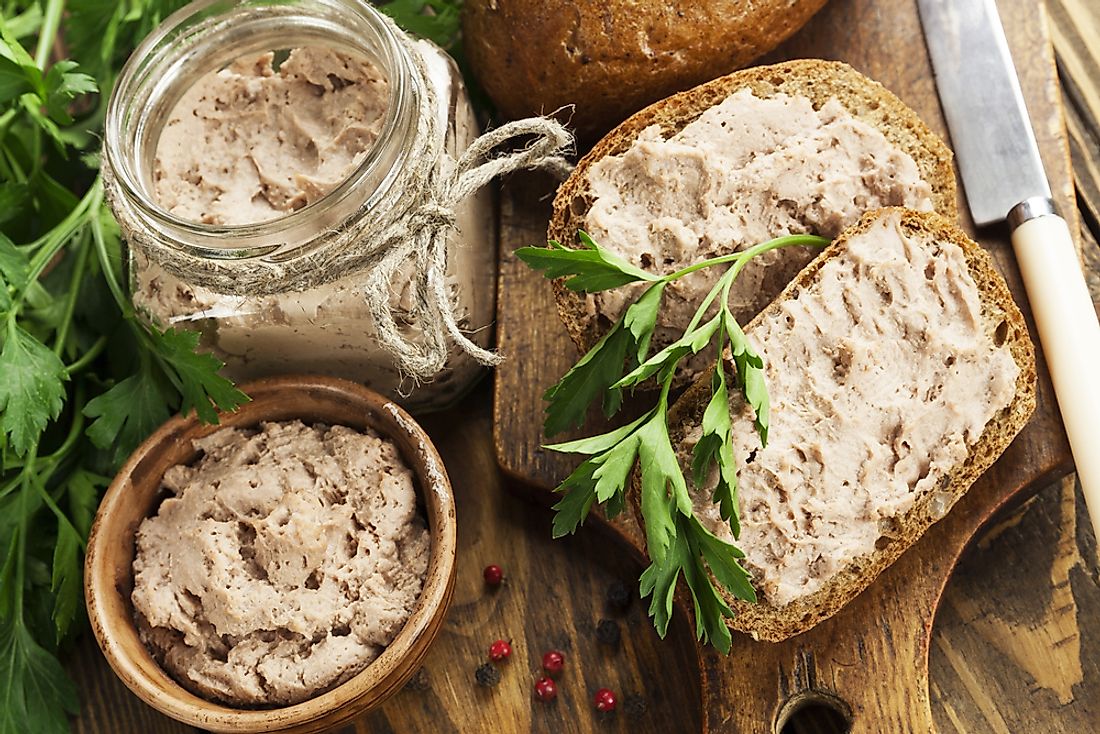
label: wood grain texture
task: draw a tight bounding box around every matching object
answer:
[66,0,1100,732]
[1049,0,1100,302]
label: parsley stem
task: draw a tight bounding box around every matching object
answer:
[90,181,133,316]
[43,384,86,467]
[3,144,27,182]
[15,179,101,314]
[33,480,86,551]
[663,234,829,282]
[0,475,21,502]
[34,0,66,69]
[64,334,107,375]
[12,447,40,620]
[53,230,92,356]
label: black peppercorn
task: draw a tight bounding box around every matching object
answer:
[475,662,501,687]
[595,618,621,646]
[623,693,647,718]
[606,580,632,612]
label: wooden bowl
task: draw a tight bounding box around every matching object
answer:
[84,375,457,733]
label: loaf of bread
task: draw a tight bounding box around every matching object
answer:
[654,208,1036,641]
[547,60,958,366]
[461,0,829,141]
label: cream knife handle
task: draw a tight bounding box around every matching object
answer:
[1011,198,1100,543]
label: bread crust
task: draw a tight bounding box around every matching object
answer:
[462,0,829,141]
[643,208,1036,642]
[546,59,959,358]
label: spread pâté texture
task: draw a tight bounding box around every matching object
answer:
[131,421,429,706]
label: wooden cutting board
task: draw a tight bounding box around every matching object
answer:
[493,0,1079,730]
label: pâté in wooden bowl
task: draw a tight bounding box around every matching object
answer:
[84,376,457,733]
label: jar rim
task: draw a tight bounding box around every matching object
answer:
[104,0,420,257]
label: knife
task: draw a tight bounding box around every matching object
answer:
[918,0,1100,541]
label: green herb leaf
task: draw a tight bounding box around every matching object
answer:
[639,513,754,653]
[546,411,654,537]
[0,35,41,101]
[0,233,29,312]
[146,326,248,424]
[0,233,29,291]
[49,521,82,642]
[0,55,35,104]
[0,323,66,456]
[694,515,755,605]
[44,61,98,125]
[516,232,659,293]
[623,281,665,364]
[676,523,735,653]
[84,368,174,467]
[691,364,740,534]
[0,185,30,228]
[0,616,80,734]
[542,321,634,436]
[636,410,691,564]
[550,460,599,538]
[725,317,769,445]
[614,315,720,390]
[63,469,107,539]
[544,409,653,455]
[378,0,462,49]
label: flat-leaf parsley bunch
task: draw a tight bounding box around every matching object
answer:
[0,3,248,733]
[518,231,828,652]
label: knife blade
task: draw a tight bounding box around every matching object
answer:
[918,0,1100,541]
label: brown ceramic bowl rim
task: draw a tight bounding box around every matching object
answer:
[84,375,457,732]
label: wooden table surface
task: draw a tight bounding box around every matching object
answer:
[68,0,1100,732]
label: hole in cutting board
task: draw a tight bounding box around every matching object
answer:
[776,691,852,734]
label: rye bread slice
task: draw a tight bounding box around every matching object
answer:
[644,208,1035,642]
[546,59,959,357]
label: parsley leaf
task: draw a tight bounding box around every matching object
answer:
[49,521,82,642]
[639,513,756,654]
[547,410,655,536]
[623,281,665,364]
[614,315,721,389]
[0,54,35,103]
[0,615,80,734]
[725,316,769,445]
[517,232,659,293]
[527,231,828,651]
[0,322,66,456]
[43,61,98,125]
[0,233,29,311]
[541,320,634,436]
[379,0,463,50]
[83,366,174,467]
[691,363,740,534]
[145,326,248,424]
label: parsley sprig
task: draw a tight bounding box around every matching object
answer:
[2,3,246,732]
[517,231,828,652]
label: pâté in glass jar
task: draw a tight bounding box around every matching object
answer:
[103,0,571,411]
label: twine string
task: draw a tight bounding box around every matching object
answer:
[103,19,574,382]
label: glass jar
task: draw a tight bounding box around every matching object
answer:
[103,0,495,412]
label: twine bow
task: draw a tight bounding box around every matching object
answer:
[363,117,574,379]
[102,16,575,384]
